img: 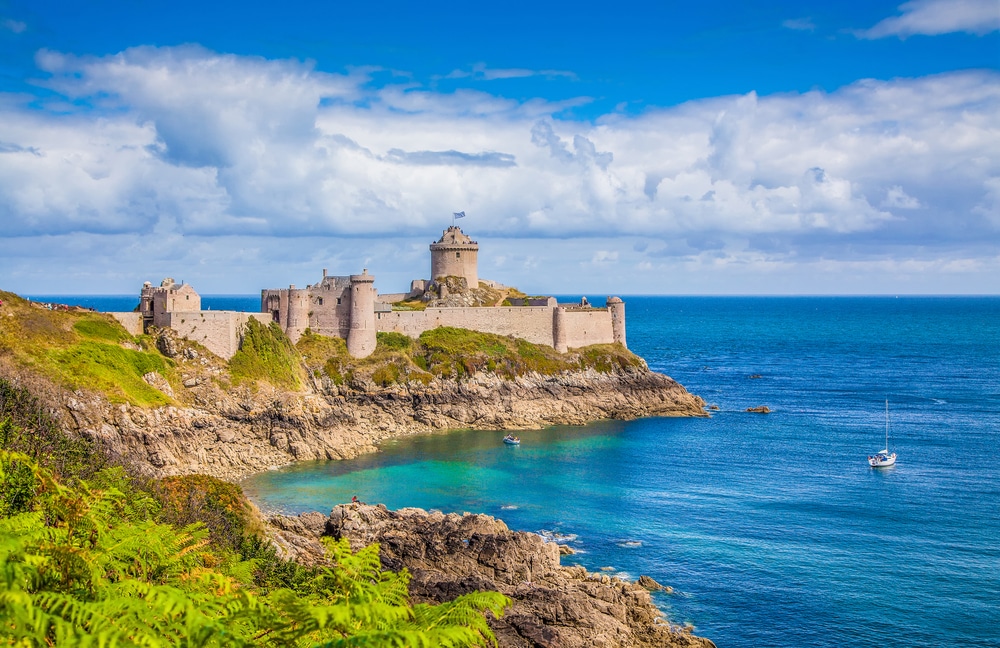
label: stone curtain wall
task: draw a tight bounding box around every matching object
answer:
[165,311,272,360]
[108,312,143,336]
[377,307,555,346]
[376,306,617,350]
[559,309,616,348]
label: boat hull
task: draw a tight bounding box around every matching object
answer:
[868,454,896,467]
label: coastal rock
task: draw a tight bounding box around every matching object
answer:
[316,503,715,648]
[3,357,706,481]
[637,575,672,593]
[746,405,771,413]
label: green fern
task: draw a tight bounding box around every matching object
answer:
[0,451,511,647]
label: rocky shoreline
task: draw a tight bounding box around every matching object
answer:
[270,503,716,648]
[4,359,706,481]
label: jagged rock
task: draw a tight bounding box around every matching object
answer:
[746,405,771,413]
[268,512,331,566]
[558,544,575,555]
[6,358,706,481]
[318,504,715,648]
[155,330,178,358]
[638,575,673,593]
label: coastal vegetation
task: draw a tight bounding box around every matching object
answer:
[0,289,642,402]
[0,291,175,406]
[0,377,509,646]
[296,326,644,386]
[228,318,304,390]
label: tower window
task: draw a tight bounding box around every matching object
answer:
[456,252,461,258]
[318,298,324,306]
[337,298,342,305]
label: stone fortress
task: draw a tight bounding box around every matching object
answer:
[109,279,271,360]
[112,227,626,361]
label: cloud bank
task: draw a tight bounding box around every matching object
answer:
[1,46,998,293]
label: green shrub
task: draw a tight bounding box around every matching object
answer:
[155,474,264,552]
[0,378,109,480]
[376,331,413,352]
[229,319,303,389]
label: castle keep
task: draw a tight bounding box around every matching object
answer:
[262,226,626,358]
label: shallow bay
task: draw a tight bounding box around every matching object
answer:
[223,296,998,646]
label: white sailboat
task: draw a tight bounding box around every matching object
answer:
[868,399,897,468]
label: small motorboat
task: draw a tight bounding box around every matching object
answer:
[503,434,520,445]
[868,399,897,468]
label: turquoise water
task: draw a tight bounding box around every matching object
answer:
[46,294,1000,646]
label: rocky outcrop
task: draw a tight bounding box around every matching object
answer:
[2,358,705,481]
[273,504,715,648]
[746,405,771,414]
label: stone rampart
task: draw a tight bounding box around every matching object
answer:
[559,309,616,348]
[164,311,271,360]
[376,305,618,350]
[108,312,143,336]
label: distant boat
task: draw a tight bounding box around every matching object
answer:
[503,434,520,445]
[868,399,897,468]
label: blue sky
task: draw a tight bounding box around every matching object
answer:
[1,0,998,295]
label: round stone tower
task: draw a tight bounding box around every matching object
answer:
[430,226,479,289]
[346,269,377,359]
[285,285,310,343]
[607,296,626,348]
[552,306,568,354]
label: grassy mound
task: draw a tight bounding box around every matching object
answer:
[228,319,304,390]
[0,291,176,406]
[298,326,643,386]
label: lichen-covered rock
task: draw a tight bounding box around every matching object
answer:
[316,503,716,648]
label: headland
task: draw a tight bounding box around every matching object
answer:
[0,226,712,647]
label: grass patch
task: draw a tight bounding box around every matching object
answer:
[72,317,132,343]
[295,325,643,385]
[228,318,304,390]
[0,293,177,406]
[49,341,174,406]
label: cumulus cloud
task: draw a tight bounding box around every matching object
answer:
[1,46,999,292]
[858,0,1000,38]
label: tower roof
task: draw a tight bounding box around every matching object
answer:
[432,226,477,247]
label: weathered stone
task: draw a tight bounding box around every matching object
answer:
[746,405,771,413]
[317,504,715,648]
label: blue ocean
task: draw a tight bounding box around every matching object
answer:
[38,294,1000,647]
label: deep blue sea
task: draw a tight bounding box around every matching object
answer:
[37,295,1000,647]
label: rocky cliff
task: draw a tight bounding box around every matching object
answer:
[1,356,705,481]
[270,504,716,648]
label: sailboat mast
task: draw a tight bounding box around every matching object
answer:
[885,399,889,451]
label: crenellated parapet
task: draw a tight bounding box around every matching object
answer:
[430,226,479,288]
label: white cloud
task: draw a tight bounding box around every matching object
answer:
[443,62,576,81]
[882,185,923,209]
[1,46,999,293]
[858,0,1000,38]
[2,18,26,33]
